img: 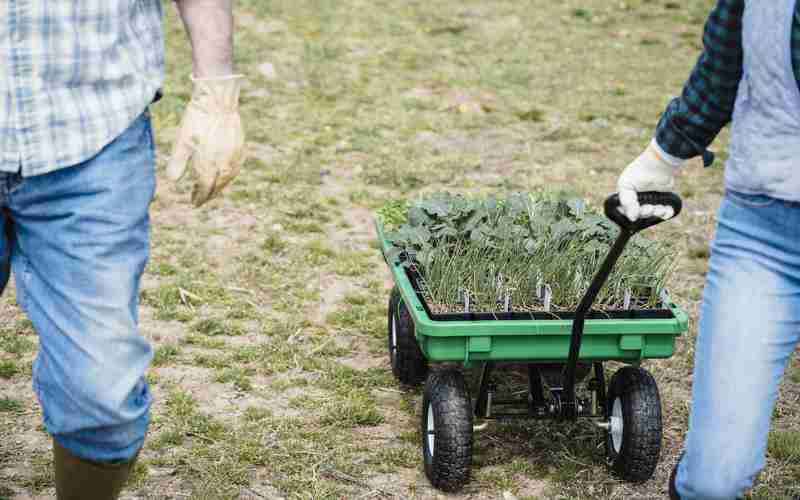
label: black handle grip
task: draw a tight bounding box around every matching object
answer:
[604,191,682,233]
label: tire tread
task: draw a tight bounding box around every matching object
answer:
[607,366,663,482]
[422,369,473,491]
[388,288,428,386]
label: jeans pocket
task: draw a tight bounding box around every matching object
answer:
[726,189,777,208]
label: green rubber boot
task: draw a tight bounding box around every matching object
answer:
[53,440,138,500]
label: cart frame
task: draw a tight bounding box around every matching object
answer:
[380,192,687,491]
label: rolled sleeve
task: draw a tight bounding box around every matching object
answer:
[655,0,744,165]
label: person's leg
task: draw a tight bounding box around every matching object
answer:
[674,191,800,500]
[7,111,156,489]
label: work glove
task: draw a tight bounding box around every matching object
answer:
[617,139,684,221]
[167,74,246,207]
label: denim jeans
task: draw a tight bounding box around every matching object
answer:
[0,111,155,463]
[676,190,800,499]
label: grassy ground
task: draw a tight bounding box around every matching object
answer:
[1,0,799,498]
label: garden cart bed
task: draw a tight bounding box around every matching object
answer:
[376,221,688,365]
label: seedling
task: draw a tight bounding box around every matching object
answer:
[379,192,675,316]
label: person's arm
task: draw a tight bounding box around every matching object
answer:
[655,0,744,163]
[174,0,235,78]
[167,0,246,208]
[617,0,744,221]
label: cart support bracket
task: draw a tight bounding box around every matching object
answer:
[468,337,492,353]
[463,337,491,365]
[619,335,644,357]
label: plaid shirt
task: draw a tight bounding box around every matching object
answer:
[656,0,800,164]
[0,1,165,176]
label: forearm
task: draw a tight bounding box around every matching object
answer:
[655,0,744,162]
[174,0,235,78]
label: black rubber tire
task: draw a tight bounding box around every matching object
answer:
[387,288,428,386]
[605,366,663,482]
[421,369,473,492]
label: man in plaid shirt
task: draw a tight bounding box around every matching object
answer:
[617,1,800,499]
[0,1,245,498]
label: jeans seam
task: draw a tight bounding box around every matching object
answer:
[14,254,29,311]
[726,189,777,208]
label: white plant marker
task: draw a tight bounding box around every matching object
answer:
[497,273,504,301]
[623,288,632,310]
[536,272,543,300]
[659,288,671,308]
[544,284,552,312]
[504,289,511,312]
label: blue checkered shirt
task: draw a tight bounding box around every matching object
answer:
[656,0,800,164]
[0,1,165,176]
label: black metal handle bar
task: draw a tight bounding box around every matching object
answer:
[561,191,682,420]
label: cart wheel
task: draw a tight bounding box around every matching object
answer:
[605,366,662,482]
[387,288,428,386]
[421,369,473,491]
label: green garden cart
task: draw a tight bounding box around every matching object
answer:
[377,193,688,491]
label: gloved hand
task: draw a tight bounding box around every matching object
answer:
[168,74,246,207]
[617,140,684,221]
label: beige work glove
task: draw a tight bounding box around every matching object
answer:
[617,139,685,221]
[167,74,246,207]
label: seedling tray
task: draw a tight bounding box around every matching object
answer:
[377,221,688,365]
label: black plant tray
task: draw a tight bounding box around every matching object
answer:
[403,266,676,323]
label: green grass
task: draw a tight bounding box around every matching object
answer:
[0,331,36,355]
[0,360,20,379]
[192,317,244,337]
[769,430,800,463]
[0,397,23,412]
[261,233,288,253]
[332,250,373,277]
[789,362,800,384]
[320,391,384,428]
[214,367,254,391]
[326,296,384,338]
[181,334,227,350]
[152,344,181,367]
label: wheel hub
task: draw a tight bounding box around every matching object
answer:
[610,397,624,453]
[390,314,397,361]
[426,404,435,455]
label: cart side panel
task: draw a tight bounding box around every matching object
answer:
[420,332,680,363]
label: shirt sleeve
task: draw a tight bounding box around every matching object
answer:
[655,0,744,164]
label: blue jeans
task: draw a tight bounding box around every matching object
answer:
[0,112,155,463]
[676,190,800,499]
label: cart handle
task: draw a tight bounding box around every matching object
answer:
[604,191,682,234]
[561,191,682,420]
